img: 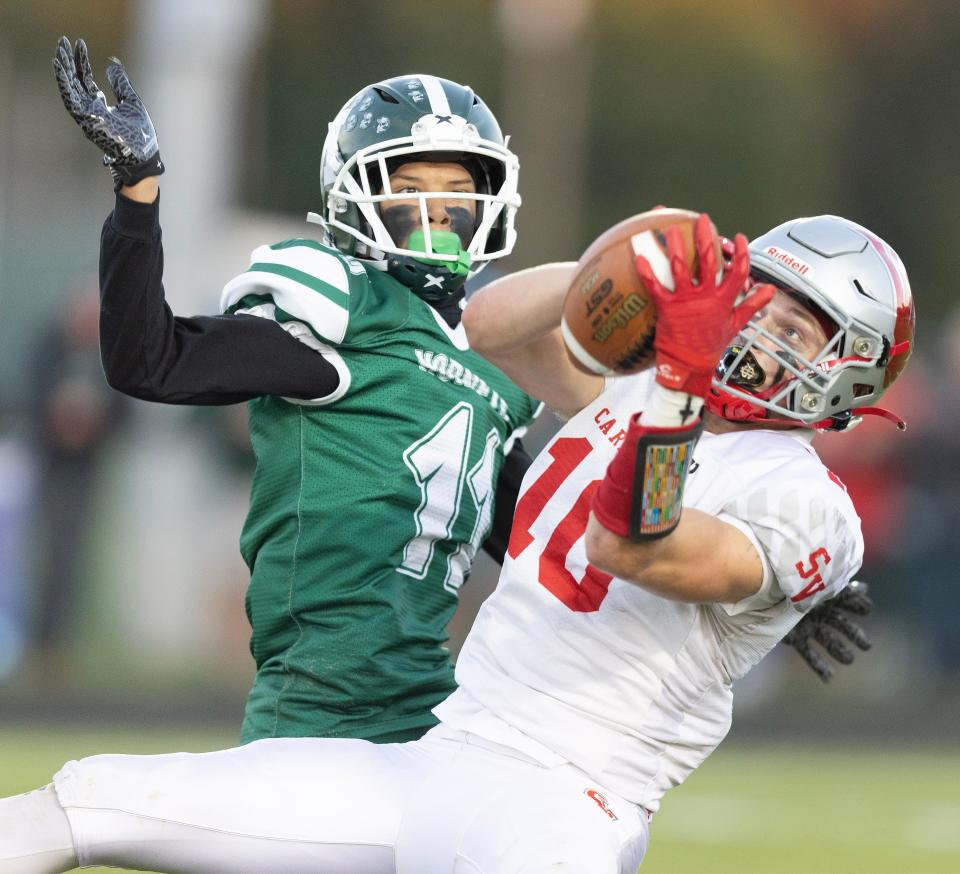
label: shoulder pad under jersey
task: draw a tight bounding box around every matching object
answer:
[220,239,372,345]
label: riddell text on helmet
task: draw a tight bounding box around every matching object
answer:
[765,246,812,276]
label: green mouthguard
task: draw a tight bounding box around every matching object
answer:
[407,230,472,278]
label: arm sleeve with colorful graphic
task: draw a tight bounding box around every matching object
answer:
[726,474,864,614]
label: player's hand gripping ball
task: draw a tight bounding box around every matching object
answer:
[560,208,722,376]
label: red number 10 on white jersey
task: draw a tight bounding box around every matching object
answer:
[506,437,614,613]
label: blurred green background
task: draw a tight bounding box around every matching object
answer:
[1,1,958,871]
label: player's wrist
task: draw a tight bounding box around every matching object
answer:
[592,412,702,541]
[639,383,703,429]
[111,154,164,194]
[117,175,160,204]
[652,349,714,398]
[112,187,160,240]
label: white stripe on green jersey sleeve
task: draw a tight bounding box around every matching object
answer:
[220,240,357,344]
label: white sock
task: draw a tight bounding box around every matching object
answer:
[0,784,77,874]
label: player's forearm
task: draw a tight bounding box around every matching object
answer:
[99,192,166,395]
[463,262,576,353]
[464,262,601,417]
[99,194,341,404]
[584,510,764,604]
[584,513,702,601]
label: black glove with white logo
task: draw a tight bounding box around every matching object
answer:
[782,581,873,683]
[53,36,164,190]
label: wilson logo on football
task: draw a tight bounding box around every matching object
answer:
[592,293,648,343]
[585,789,618,821]
[765,246,812,277]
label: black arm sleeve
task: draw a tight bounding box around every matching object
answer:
[99,193,341,405]
[482,439,533,565]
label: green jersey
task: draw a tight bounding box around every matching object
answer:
[220,239,540,743]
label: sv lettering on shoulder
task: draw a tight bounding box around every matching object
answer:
[415,348,510,422]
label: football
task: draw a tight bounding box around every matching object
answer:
[560,207,720,376]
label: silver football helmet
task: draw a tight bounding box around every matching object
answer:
[707,215,915,431]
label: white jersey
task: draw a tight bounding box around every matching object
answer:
[436,370,863,812]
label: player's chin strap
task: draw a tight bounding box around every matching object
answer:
[384,230,472,302]
[305,213,471,301]
[815,406,907,432]
[592,385,703,541]
[707,382,908,432]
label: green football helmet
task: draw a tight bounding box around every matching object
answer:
[309,75,521,300]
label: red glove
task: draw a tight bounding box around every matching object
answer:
[634,214,775,397]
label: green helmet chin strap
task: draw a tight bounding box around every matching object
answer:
[385,230,472,301]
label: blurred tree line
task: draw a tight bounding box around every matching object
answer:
[235,0,959,319]
[2,0,957,329]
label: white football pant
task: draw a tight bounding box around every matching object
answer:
[51,725,648,873]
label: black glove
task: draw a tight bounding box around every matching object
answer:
[53,36,164,190]
[782,581,873,683]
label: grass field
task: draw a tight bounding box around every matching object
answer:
[1,725,958,873]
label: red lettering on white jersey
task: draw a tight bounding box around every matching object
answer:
[592,406,628,446]
[790,547,831,602]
